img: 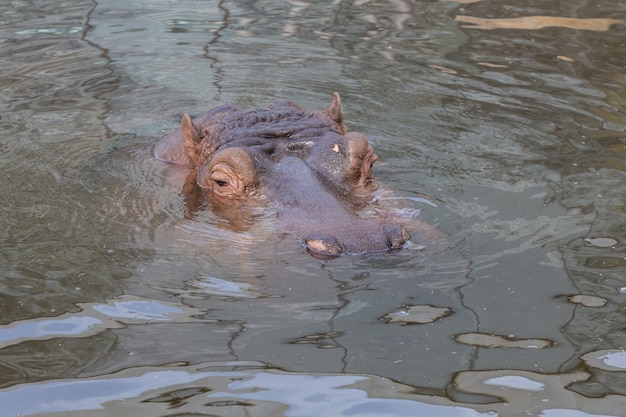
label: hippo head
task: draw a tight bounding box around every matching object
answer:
[154,93,409,259]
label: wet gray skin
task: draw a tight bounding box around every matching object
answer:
[154,93,410,258]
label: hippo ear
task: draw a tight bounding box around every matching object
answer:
[181,113,203,167]
[324,92,344,129]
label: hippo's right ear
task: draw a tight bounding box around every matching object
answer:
[324,92,345,131]
[181,113,203,167]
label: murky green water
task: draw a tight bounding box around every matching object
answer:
[1,0,625,416]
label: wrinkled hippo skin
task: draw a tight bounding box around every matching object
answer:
[154,93,410,259]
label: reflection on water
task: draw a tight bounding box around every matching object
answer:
[1,0,625,415]
[455,15,623,31]
[1,361,624,417]
[0,296,207,349]
[583,349,626,372]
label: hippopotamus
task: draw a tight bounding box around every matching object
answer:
[154,93,410,259]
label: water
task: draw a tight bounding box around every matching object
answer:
[1,0,625,415]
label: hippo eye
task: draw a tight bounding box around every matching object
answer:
[198,147,257,200]
[344,132,377,187]
[364,146,377,175]
[208,168,239,196]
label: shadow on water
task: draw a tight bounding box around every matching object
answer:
[0,0,625,416]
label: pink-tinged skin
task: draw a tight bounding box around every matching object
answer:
[154,93,410,259]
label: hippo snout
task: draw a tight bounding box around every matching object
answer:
[304,223,410,259]
[304,234,344,259]
[384,223,411,249]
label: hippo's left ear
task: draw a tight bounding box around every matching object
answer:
[324,92,345,131]
[181,113,203,167]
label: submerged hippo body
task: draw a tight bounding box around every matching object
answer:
[154,93,410,258]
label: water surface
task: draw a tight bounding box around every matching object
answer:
[1,0,625,415]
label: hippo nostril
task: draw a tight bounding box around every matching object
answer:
[384,223,410,249]
[305,234,344,259]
